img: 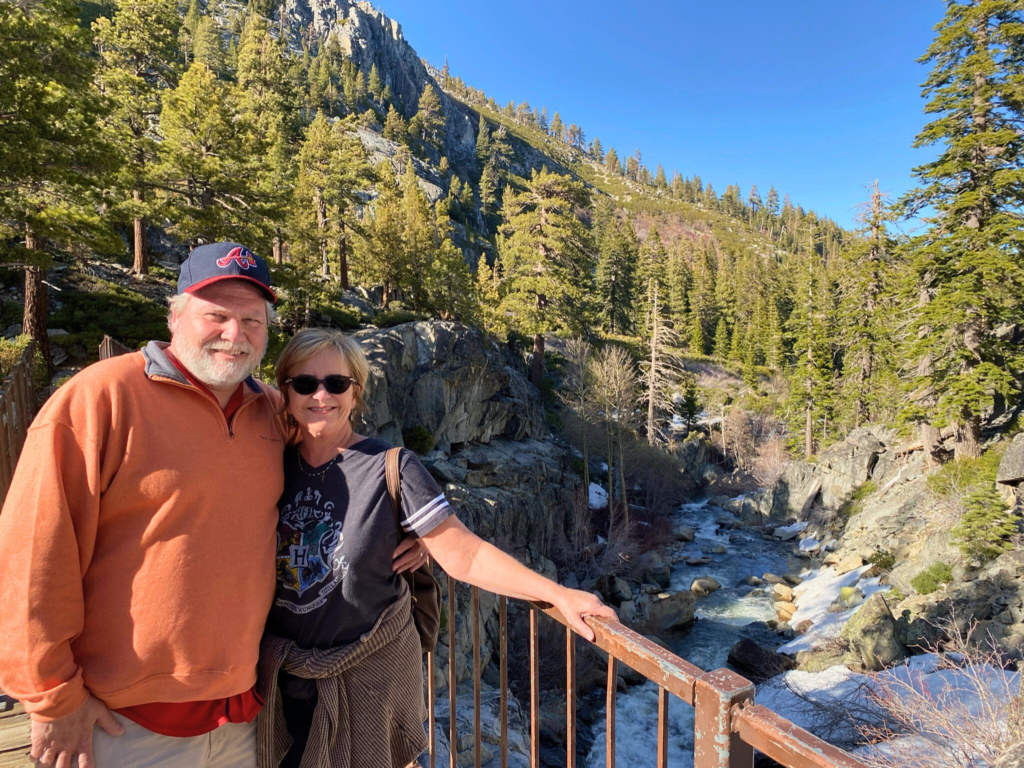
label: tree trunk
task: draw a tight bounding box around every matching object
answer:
[132,189,147,275]
[805,405,813,460]
[24,227,50,371]
[273,236,283,266]
[618,431,628,537]
[955,411,982,461]
[647,282,658,446]
[338,223,350,290]
[921,423,942,469]
[531,332,544,390]
[606,425,615,532]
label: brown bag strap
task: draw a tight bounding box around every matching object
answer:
[385,447,416,594]
[385,446,402,522]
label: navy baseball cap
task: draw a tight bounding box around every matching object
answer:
[178,242,276,302]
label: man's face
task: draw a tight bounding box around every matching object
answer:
[168,281,269,390]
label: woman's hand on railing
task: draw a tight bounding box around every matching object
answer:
[553,587,618,642]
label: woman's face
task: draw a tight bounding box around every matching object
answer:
[286,349,358,437]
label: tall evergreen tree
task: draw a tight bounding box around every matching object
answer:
[1,0,117,364]
[498,169,595,388]
[191,15,225,76]
[595,215,639,334]
[94,0,180,275]
[413,83,444,149]
[900,0,1024,459]
[604,147,620,176]
[355,161,407,307]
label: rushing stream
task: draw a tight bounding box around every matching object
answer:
[585,496,796,767]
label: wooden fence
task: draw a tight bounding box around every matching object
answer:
[0,343,35,507]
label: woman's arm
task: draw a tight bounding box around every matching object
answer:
[419,517,617,641]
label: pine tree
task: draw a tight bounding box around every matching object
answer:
[191,15,225,76]
[498,169,595,388]
[538,106,549,133]
[0,0,117,365]
[424,199,477,321]
[787,228,837,458]
[711,317,729,358]
[688,243,717,354]
[154,61,253,244]
[549,112,564,141]
[94,0,180,275]
[383,103,408,144]
[595,215,639,334]
[355,162,407,307]
[900,0,1024,460]
[654,164,668,190]
[479,161,498,217]
[475,114,491,167]
[368,63,382,102]
[604,147,619,176]
[235,12,296,259]
[414,83,444,149]
[591,136,604,162]
[178,0,201,64]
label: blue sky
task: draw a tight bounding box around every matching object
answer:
[377,0,943,230]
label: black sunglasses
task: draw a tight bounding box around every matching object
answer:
[285,375,356,396]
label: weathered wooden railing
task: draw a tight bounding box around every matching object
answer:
[432,572,869,768]
[0,343,35,506]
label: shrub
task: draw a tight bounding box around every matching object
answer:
[927,445,1020,563]
[910,562,953,595]
[375,309,427,328]
[49,277,169,357]
[402,425,434,454]
[838,481,878,521]
[867,549,896,571]
[315,303,362,330]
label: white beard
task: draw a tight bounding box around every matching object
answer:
[174,338,265,389]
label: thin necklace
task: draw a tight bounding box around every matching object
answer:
[296,431,356,482]
[296,451,342,482]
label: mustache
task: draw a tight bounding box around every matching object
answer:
[204,340,255,356]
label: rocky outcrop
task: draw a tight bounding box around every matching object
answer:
[356,321,545,452]
[742,426,914,520]
[280,0,477,167]
[840,594,905,671]
[998,433,1024,487]
[727,638,796,683]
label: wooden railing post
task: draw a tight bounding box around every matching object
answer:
[693,669,755,768]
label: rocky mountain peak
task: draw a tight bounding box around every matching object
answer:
[281,0,476,166]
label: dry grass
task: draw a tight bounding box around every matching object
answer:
[859,622,1024,768]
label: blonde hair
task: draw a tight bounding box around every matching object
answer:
[275,327,369,424]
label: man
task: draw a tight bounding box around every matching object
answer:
[0,243,285,768]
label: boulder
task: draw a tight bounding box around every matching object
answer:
[776,602,797,622]
[691,577,722,597]
[618,600,637,625]
[685,556,713,566]
[762,573,787,586]
[638,552,671,588]
[773,583,794,602]
[783,574,804,586]
[740,576,764,587]
[595,575,632,606]
[673,525,696,542]
[998,434,1024,487]
[641,591,696,634]
[727,638,796,682]
[701,544,727,555]
[840,593,906,671]
[835,554,864,576]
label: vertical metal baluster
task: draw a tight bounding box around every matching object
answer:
[530,606,540,768]
[473,586,481,768]
[427,561,436,768]
[448,575,457,768]
[606,657,617,768]
[566,627,576,768]
[500,596,508,768]
[657,686,668,768]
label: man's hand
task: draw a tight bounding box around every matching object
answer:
[392,535,428,574]
[30,694,123,768]
[554,588,618,642]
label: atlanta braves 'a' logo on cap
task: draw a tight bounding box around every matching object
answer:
[216,246,258,270]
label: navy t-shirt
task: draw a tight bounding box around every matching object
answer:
[265,438,454,654]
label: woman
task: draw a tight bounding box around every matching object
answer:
[258,328,616,768]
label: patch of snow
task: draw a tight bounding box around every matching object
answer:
[586,681,696,767]
[777,566,889,654]
[798,537,820,553]
[599,462,608,471]
[589,483,609,509]
[774,521,810,537]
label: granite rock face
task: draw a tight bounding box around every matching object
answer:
[280,0,477,166]
[355,321,546,452]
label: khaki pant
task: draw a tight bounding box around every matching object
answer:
[92,713,256,768]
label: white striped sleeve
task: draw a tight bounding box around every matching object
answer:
[398,450,456,536]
